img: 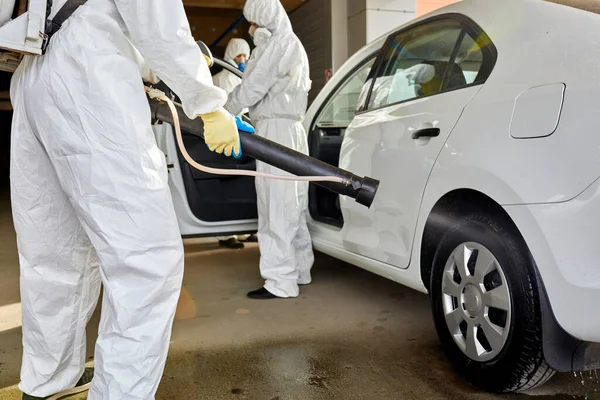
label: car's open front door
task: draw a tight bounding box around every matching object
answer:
[153,122,258,237]
[151,57,258,237]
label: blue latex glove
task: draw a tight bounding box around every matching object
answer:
[233,115,254,159]
[235,115,255,133]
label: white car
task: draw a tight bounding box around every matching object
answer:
[156,0,600,392]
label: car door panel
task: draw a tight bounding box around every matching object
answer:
[339,86,482,267]
[337,16,496,268]
[151,56,258,236]
[175,131,257,223]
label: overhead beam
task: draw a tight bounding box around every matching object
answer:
[186,8,248,45]
[183,0,307,11]
[183,0,244,9]
[282,0,306,12]
[182,0,307,45]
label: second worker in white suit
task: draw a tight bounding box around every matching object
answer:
[226,0,314,299]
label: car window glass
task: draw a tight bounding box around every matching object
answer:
[367,19,464,110]
[316,58,376,128]
[453,33,484,86]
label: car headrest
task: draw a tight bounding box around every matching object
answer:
[419,61,466,94]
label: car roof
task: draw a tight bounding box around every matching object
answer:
[427,0,600,47]
[357,0,600,66]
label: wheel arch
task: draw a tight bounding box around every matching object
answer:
[419,188,510,292]
[419,188,585,373]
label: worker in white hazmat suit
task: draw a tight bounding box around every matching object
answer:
[225,0,314,300]
[213,38,251,94]
[10,0,240,398]
[212,38,254,249]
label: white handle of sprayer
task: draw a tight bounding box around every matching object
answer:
[145,87,347,184]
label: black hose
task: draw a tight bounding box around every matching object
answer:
[148,98,379,208]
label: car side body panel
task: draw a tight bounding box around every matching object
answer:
[420,0,600,341]
[431,0,600,205]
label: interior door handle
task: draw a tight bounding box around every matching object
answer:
[412,127,440,139]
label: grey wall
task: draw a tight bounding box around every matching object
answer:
[290,0,332,104]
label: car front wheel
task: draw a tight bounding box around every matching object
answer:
[430,211,555,392]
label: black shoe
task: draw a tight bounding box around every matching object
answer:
[219,237,244,249]
[247,287,280,299]
[245,234,258,243]
[23,367,94,400]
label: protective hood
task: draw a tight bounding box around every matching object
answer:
[243,0,291,34]
[224,38,250,66]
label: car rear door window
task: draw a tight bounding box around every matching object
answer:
[363,17,496,111]
[454,32,489,85]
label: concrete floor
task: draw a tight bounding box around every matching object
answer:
[0,199,598,399]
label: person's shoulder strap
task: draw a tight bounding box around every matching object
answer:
[43,0,88,52]
[51,0,88,29]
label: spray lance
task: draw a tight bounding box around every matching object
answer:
[145,88,379,208]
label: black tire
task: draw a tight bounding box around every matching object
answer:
[430,210,555,392]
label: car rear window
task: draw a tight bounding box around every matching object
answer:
[545,0,600,14]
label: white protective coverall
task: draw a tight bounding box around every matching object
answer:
[10,0,227,398]
[213,38,250,94]
[225,0,314,298]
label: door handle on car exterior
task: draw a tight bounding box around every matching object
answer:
[412,127,441,139]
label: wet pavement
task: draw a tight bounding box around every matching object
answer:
[0,204,598,399]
